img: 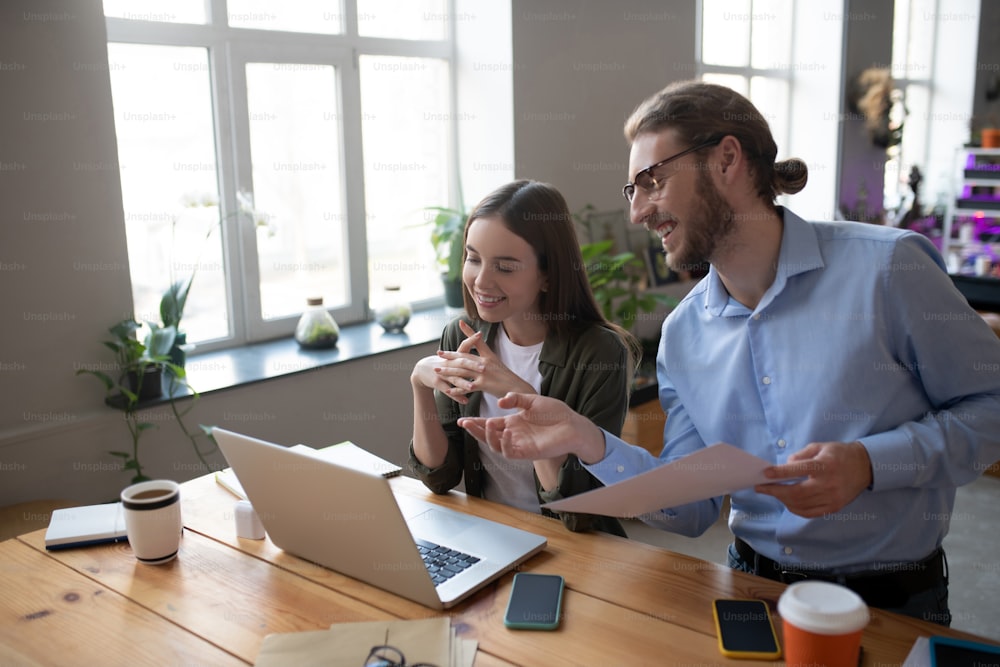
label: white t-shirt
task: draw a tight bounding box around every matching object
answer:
[477,325,544,513]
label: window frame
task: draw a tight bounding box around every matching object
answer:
[696,0,796,156]
[105,1,457,353]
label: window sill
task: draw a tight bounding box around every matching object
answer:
[130,307,454,407]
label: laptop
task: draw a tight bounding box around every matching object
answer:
[212,428,547,609]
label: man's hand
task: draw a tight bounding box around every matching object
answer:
[755,441,873,518]
[458,393,606,464]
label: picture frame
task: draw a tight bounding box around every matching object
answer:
[645,246,678,286]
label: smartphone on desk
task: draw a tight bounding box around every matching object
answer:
[712,598,782,659]
[504,573,564,630]
[929,635,1000,667]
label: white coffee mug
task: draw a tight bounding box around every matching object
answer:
[120,479,183,564]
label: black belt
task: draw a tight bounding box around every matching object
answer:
[734,538,947,609]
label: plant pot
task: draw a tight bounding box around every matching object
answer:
[442,275,464,308]
[126,366,164,401]
[982,128,1000,148]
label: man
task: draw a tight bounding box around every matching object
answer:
[457,81,1000,624]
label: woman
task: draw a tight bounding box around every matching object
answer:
[408,179,639,535]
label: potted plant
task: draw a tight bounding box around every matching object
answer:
[580,239,675,333]
[76,319,180,482]
[574,205,677,390]
[573,205,676,333]
[423,205,468,308]
[77,318,218,483]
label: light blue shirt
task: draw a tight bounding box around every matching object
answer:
[586,208,1000,572]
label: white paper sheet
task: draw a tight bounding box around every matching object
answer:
[542,443,773,518]
[901,636,930,667]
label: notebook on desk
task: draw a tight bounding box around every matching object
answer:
[212,428,547,609]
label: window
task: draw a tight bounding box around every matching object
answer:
[887,0,980,219]
[104,0,456,351]
[885,0,936,216]
[698,0,794,171]
[698,0,843,219]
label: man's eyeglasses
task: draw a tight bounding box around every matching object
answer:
[622,137,722,203]
[365,644,437,667]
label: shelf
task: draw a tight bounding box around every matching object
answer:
[955,199,1000,212]
[961,146,1000,156]
[943,146,1000,262]
[950,211,1000,218]
[963,170,1000,182]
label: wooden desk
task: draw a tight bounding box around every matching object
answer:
[1,474,992,666]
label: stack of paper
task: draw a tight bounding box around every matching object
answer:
[254,617,475,666]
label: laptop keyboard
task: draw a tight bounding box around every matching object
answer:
[415,538,481,586]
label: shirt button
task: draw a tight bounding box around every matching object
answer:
[616,464,625,473]
[777,439,786,448]
[762,376,771,385]
[783,546,793,556]
[753,313,761,320]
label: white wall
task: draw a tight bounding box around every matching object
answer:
[455,0,515,206]
[0,0,140,504]
[510,0,699,217]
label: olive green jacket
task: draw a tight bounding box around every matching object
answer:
[408,317,630,536]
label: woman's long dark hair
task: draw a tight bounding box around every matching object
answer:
[460,179,640,373]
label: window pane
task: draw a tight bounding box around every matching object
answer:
[902,0,936,80]
[107,43,230,344]
[228,0,343,34]
[702,72,749,96]
[103,0,206,24]
[749,76,789,157]
[702,0,750,67]
[245,63,346,321]
[890,83,929,207]
[360,56,450,304]
[357,0,448,40]
[749,0,793,70]
[891,0,911,68]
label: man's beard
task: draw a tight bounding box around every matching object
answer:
[666,170,736,273]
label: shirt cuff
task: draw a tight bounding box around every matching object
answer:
[860,429,918,490]
[582,430,636,485]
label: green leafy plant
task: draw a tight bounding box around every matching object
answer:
[77,318,216,483]
[423,205,467,281]
[574,205,675,333]
[76,319,179,482]
[160,278,190,332]
[580,239,674,332]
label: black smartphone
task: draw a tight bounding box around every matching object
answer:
[712,599,782,659]
[929,635,1000,667]
[503,572,564,630]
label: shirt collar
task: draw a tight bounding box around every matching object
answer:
[704,207,824,317]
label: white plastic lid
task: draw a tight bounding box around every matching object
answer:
[777,581,870,635]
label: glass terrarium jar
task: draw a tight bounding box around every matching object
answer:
[374,286,412,333]
[294,297,339,349]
